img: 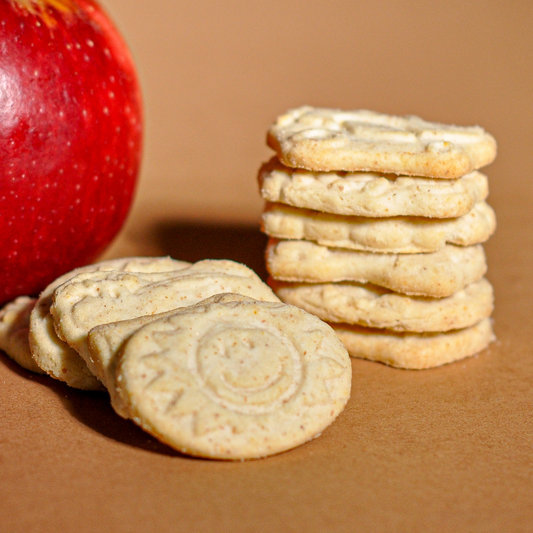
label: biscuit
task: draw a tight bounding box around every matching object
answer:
[266,239,487,298]
[258,158,489,219]
[114,293,352,459]
[29,256,191,390]
[270,278,493,332]
[262,201,496,254]
[87,309,182,416]
[51,260,280,380]
[0,296,44,374]
[331,318,494,369]
[267,106,497,178]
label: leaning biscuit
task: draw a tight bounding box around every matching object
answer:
[266,239,487,298]
[270,278,494,332]
[0,296,44,374]
[51,260,280,380]
[88,309,185,416]
[267,106,497,178]
[258,158,489,219]
[262,201,496,254]
[114,293,352,460]
[29,256,191,390]
[331,318,494,369]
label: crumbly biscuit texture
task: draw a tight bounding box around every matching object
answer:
[259,158,489,219]
[266,240,487,298]
[332,318,494,369]
[262,201,496,254]
[115,293,351,460]
[271,278,493,332]
[51,260,280,379]
[30,256,191,390]
[267,106,497,178]
[0,297,44,374]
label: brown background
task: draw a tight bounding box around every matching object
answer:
[2,0,533,531]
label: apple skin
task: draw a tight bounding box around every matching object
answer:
[0,0,143,306]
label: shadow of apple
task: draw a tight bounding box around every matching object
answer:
[151,220,269,281]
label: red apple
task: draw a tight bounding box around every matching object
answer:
[0,0,142,306]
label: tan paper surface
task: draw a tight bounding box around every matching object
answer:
[2,1,532,531]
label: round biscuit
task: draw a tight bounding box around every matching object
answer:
[267,106,497,178]
[270,278,494,332]
[0,296,44,374]
[261,201,496,253]
[266,239,487,298]
[30,256,191,390]
[332,318,495,369]
[51,260,280,386]
[115,293,352,460]
[258,157,489,219]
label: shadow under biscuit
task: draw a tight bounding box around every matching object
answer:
[0,349,50,383]
[0,349,181,457]
[56,387,186,458]
[151,220,269,281]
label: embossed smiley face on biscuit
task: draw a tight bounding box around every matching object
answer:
[114,294,352,460]
[194,321,302,414]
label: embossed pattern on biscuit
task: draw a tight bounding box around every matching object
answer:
[115,294,351,460]
[266,239,487,298]
[262,201,496,253]
[29,256,191,391]
[258,157,489,218]
[267,106,497,178]
[270,278,494,332]
[87,307,199,416]
[51,260,280,380]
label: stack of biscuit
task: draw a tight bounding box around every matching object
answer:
[258,106,497,369]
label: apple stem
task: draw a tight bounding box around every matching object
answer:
[9,0,79,23]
